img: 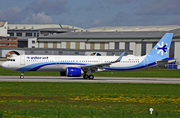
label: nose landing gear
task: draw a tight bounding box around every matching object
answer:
[20,72,24,79]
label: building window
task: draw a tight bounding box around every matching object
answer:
[8,39,12,41]
[13,39,17,41]
[125,42,129,50]
[45,51,48,53]
[31,51,34,53]
[3,38,7,41]
[3,43,7,46]
[34,33,36,37]
[32,46,35,48]
[13,44,17,46]
[0,43,2,46]
[32,40,35,44]
[17,33,22,36]
[9,33,14,36]
[115,42,119,49]
[0,38,2,41]
[141,42,146,56]
[26,33,32,36]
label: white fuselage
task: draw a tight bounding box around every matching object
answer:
[2,54,155,72]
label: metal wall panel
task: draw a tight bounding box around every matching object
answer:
[146,43,152,54]
[100,42,105,50]
[175,42,180,62]
[44,42,48,48]
[39,42,44,48]
[130,42,135,55]
[115,42,119,49]
[53,42,57,48]
[119,42,125,49]
[135,43,141,56]
[105,43,109,49]
[109,42,114,49]
[66,42,70,49]
[80,42,84,49]
[48,42,53,48]
[70,42,75,49]
[57,42,61,48]
[75,42,80,49]
[90,43,95,49]
[61,42,66,48]
[95,43,100,50]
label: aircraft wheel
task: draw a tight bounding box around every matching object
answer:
[89,75,94,79]
[20,75,24,79]
[83,74,89,79]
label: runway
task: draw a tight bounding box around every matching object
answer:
[0,76,180,84]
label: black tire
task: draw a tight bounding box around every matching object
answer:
[89,75,94,79]
[20,75,24,79]
[83,74,89,79]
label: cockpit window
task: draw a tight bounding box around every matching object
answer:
[7,59,15,61]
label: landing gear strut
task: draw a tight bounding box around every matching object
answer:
[20,72,24,79]
[83,74,94,79]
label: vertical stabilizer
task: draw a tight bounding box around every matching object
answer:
[147,33,174,60]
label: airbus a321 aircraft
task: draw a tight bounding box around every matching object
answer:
[2,33,174,79]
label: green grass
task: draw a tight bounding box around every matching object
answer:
[0,82,180,117]
[0,67,180,117]
[1,66,180,78]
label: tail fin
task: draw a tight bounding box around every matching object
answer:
[147,33,174,59]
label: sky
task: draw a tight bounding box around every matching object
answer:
[0,0,180,29]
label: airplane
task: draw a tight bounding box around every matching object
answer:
[1,33,174,79]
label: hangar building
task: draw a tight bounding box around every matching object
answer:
[30,25,180,62]
[1,23,180,63]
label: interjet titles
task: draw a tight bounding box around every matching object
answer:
[27,56,48,60]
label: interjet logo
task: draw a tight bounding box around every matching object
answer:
[156,41,169,56]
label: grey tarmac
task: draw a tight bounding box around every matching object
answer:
[0,76,180,84]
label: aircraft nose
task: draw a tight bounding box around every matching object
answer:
[1,62,8,69]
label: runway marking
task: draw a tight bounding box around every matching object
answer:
[0,76,180,84]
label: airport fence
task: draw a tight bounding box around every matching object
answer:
[0,110,180,118]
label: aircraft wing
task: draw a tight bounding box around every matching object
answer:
[81,52,125,72]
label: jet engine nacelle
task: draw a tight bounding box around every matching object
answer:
[66,67,83,77]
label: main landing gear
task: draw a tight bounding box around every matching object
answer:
[83,74,94,79]
[20,72,24,79]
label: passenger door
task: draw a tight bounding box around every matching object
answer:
[20,56,25,65]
